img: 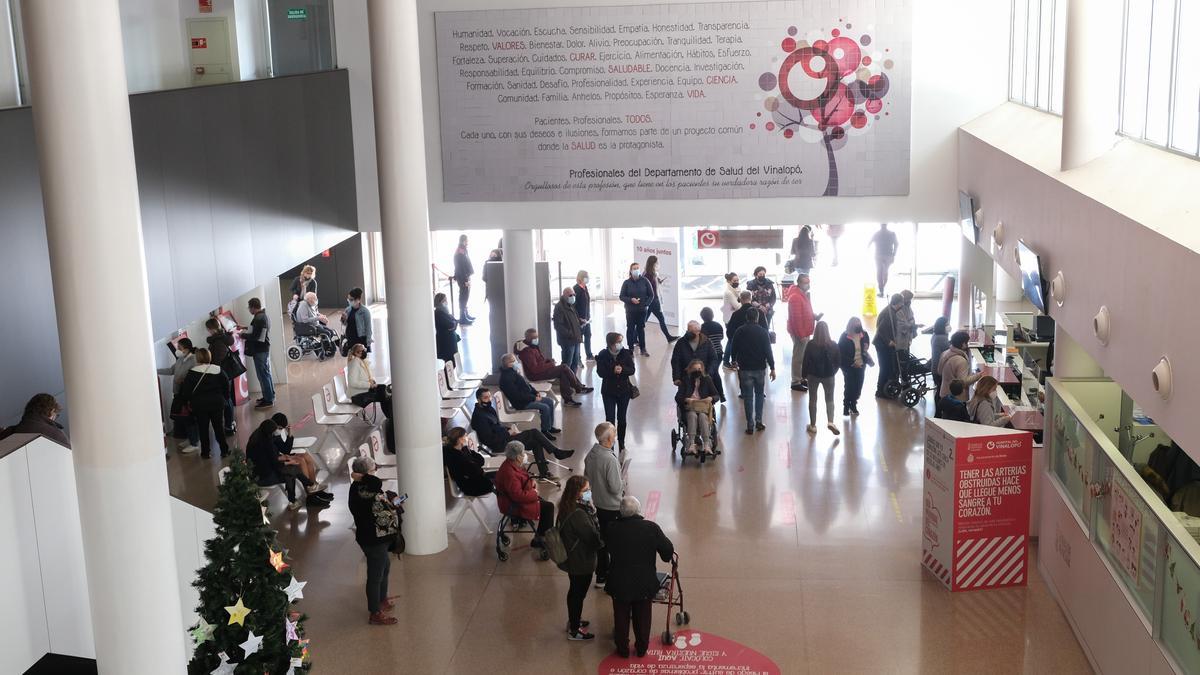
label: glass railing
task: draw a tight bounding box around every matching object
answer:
[1047,378,1200,670]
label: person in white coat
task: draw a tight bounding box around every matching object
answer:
[346,343,391,416]
[721,273,742,367]
[157,337,199,454]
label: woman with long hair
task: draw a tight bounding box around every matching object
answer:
[643,255,679,343]
[556,474,601,641]
[801,321,841,435]
[346,342,391,416]
[967,376,1013,427]
[721,273,741,367]
[573,270,595,361]
[595,332,636,451]
[177,348,230,458]
[290,264,317,301]
[837,317,874,416]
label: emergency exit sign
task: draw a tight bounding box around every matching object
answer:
[287,8,308,20]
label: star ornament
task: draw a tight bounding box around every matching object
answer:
[190,617,215,645]
[285,618,299,642]
[239,630,264,657]
[269,549,289,573]
[225,597,252,626]
[284,576,307,602]
[211,651,235,675]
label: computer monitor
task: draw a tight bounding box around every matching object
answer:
[1016,240,1046,313]
[958,191,979,244]
[1035,314,1055,340]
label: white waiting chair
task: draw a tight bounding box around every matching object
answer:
[364,427,393,466]
[446,360,483,388]
[322,382,362,416]
[446,468,495,534]
[442,363,477,393]
[292,436,317,451]
[491,390,537,428]
[333,370,355,405]
[454,352,486,380]
[437,369,472,401]
[311,392,353,458]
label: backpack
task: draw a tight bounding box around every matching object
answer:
[543,524,570,567]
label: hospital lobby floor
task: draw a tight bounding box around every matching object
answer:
[166,300,1092,674]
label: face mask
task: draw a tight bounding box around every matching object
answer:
[731,281,739,288]
[756,274,766,281]
[481,399,492,407]
[691,369,702,376]
[441,302,448,310]
[530,338,540,346]
[581,489,593,504]
[566,296,576,305]
[800,284,811,292]
[581,278,589,285]
[631,269,641,278]
[610,344,622,353]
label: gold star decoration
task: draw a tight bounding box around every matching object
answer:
[269,549,289,573]
[224,597,252,626]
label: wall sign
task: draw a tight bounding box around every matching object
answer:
[288,8,309,20]
[634,239,680,327]
[1109,478,1143,583]
[199,0,213,14]
[435,1,912,202]
[191,38,208,49]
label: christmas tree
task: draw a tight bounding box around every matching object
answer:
[188,450,311,674]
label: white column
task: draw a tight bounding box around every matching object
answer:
[21,1,186,672]
[1060,0,1122,171]
[957,237,975,329]
[503,228,538,345]
[367,0,447,555]
[1054,324,1105,378]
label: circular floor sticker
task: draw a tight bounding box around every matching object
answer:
[598,629,781,674]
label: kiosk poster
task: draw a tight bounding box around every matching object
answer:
[1109,478,1143,583]
[435,0,912,201]
[923,420,1033,592]
[633,238,681,327]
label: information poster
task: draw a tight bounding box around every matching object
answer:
[435,1,912,202]
[634,238,681,327]
[923,420,1033,592]
[1108,477,1144,583]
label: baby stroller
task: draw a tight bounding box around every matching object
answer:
[886,350,932,408]
[669,400,721,465]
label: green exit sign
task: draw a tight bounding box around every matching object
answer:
[287,8,308,20]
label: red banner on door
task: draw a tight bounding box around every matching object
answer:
[191,37,208,49]
[198,0,213,13]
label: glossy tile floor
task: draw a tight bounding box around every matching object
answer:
[167,289,1092,674]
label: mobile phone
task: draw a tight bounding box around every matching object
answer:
[392,493,408,506]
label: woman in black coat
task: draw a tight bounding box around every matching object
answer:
[837,317,873,417]
[177,348,230,458]
[595,331,636,452]
[801,321,841,435]
[573,270,594,360]
[434,292,461,363]
[674,359,718,455]
[442,427,494,497]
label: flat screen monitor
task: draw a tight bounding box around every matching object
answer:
[958,191,979,244]
[1035,314,1055,340]
[1016,239,1046,313]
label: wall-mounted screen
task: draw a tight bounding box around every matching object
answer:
[958,191,978,243]
[434,1,913,202]
[1016,239,1046,313]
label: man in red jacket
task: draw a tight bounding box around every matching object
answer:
[517,328,594,406]
[787,274,823,392]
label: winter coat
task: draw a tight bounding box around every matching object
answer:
[937,347,980,398]
[838,332,873,371]
[434,306,460,362]
[349,474,398,547]
[729,324,774,371]
[177,364,229,414]
[495,458,542,521]
[443,444,494,497]
[786,291,815,339]
[726,303,767,338]
[292,299,322,326]
[557,505,602,575]
[573,283,592,321]
[930,333,950,379]
[674,371,717,407]
[517,342,559,380]
[247,431,287,485]
[206,332,233,366]
[940,396,971,422]
[552,299,583,345]
[700,320,725,358]
[603,515,674,602]
[894,305,917,350]
[873,306,896,348]
[290,276,317,301]
[619,276,653,315]
[745,276,777,311]
[344,303,373,344]
[470,401,511,453]
[499,366,538,409]
[968,396,1008,427]
[242,311,270,355]
[157,351,196,395]
[802,343,840,380]
[721,284,741,322]
[791,233,816,269]
[7,414,70,448]
[583,442,624,511]
[595,347,636,398]
[670,335,717,382]
[346,357,374,395]
[453,247,474,281]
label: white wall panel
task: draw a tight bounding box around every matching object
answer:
[0,447,49,674]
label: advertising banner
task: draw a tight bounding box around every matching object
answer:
[923,419,1033,592]
[634,238,681,327]
[435,0,912,202]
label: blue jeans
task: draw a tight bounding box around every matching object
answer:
[252,351,275,403]
[520,397,557,433]
[561,343,581,372]
[738,369,766,428]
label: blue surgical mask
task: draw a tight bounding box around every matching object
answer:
[531,338,540,346]
[581,490,593,504]
[567,295,576,305]
[631,269,641,278]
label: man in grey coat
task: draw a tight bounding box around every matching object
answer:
[553,286,584,372]
[584,421,624,587]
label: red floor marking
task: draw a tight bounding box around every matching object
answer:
[293,412,314,430]
[775,404,789,422]
[738,465,745,472]
[701,490,716,499]
[779,440,792,468]
[779,490,797,525]
[644,490,661,521]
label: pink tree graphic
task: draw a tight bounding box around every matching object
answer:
[753,24,893,196]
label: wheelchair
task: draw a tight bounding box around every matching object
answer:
[669,401,721,465]
[886,350,933,408]
[285,323,341,362]
[495,506,550,562]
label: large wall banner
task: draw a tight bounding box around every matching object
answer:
[434,1,911,202]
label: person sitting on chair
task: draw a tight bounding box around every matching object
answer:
[516,328,593,407]
[442,427,495,497]
[269,413,321,486]
[498,353,560,438]
[494,440,555,552]
[675,359,717,456]
[938,380,972,422]
[291,291,337,356]
[470,388,575,480]
[246,419,328,511]
[346,343,392,416]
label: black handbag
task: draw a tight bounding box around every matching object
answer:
[222,349,248,379]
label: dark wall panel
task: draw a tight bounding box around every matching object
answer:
[0,70,358,426]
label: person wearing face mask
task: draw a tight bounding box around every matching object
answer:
[553,286,584,372]
[698,308,727,401]
[204,318,237,436]
[442,427,495,497]
[619,262,654,357]
[967,376,1013,427]
[158,337,200,454]
[495,440,556,552]
[573,270,595,361]
[801,321,841,435]
[670,320,719,388]
[726,291,768,341]
[837,317,874,416]
[675,359,718,456]
[270,413,322,486]
[470,388,575,479]
[498,353,561,438]
[556,475,602,641]
[346,343,392,415]
[872,293,903,399]
[452,234,476,324]
[341,287,373,355]
[790,225,817,276]
[595,334,636,452]
[643,255,680,343]
[893,290,919,356]
[290,264,318,302]
[517,328,593,406]
[745,266,778,325]
[721,274,741,368]
[291,291,338,357]
[433,292,461,363]
[786,274,824,392]
[584,422,624,589]
[5,393,71,448]
[482,248,503,298]
[728,308,776,434]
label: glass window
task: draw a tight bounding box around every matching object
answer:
[1009,0,1064,114]
[1048,388,1094,521]
[1170,1,1200,154]
[1093,467,1160,619]
[1161,533,1200,673]
[1121,0,1200,158]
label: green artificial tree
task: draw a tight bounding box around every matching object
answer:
[188,450,311,674]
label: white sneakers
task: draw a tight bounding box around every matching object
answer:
[308,481,329,494]
[287,500,302,512]
[179,444,199,455]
